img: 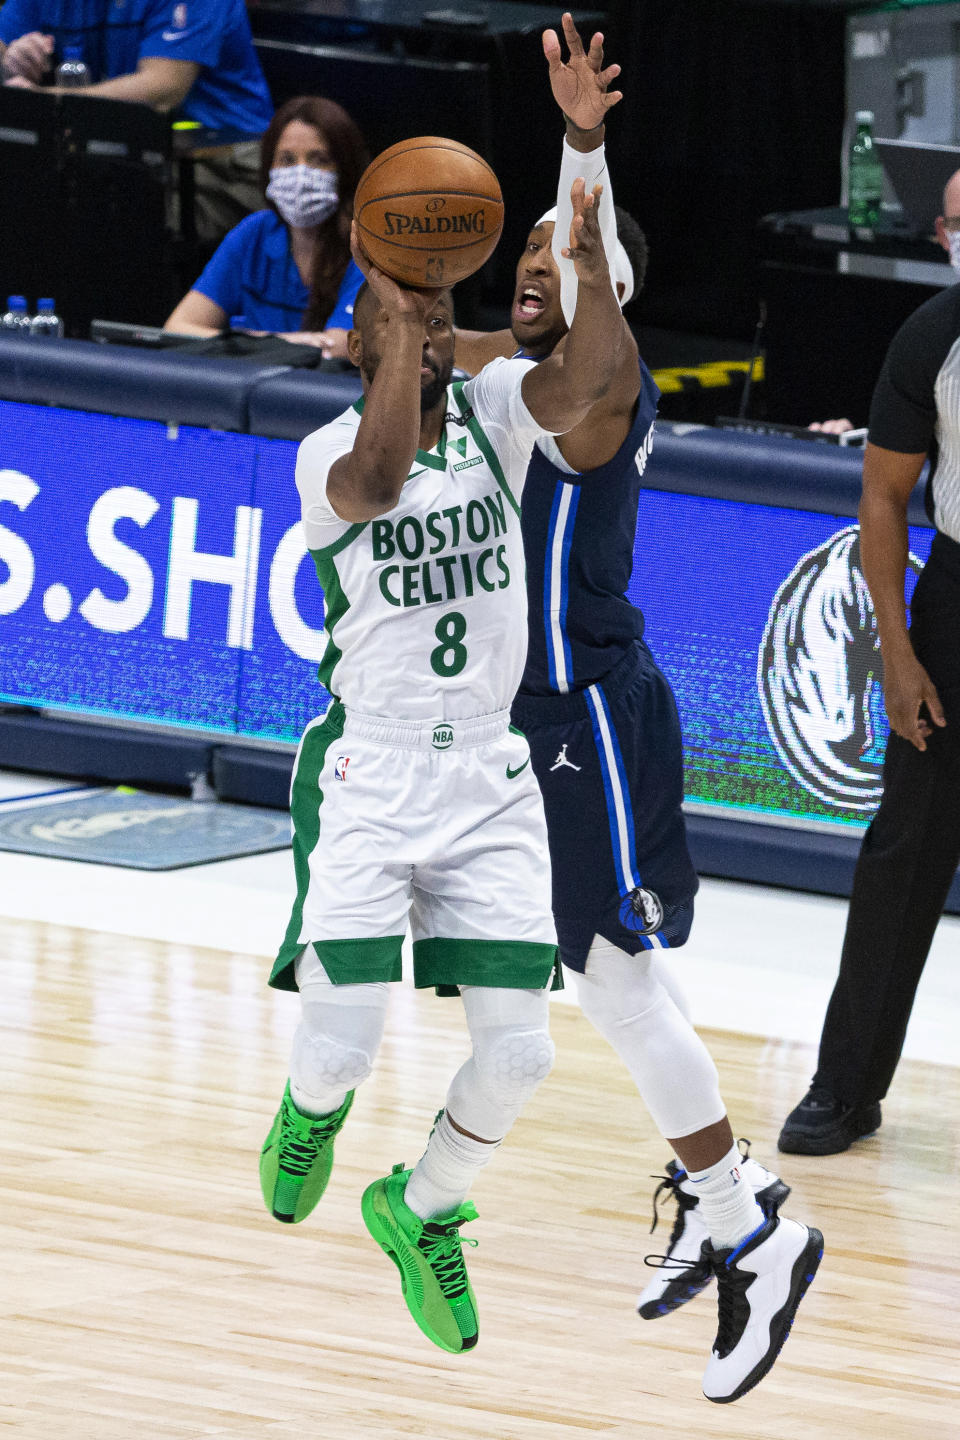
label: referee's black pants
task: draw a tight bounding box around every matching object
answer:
[814,531,960,1107]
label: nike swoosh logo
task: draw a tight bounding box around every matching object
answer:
[162,29,186,39]
[408,467,427,479]
[506,759,530,779]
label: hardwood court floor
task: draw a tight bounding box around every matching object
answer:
[3,916,959,1440]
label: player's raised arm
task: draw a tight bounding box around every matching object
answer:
[326,229,446,522]
[545,13,624,323]
[519,179,624,433]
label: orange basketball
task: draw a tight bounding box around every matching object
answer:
[353,136,504,289]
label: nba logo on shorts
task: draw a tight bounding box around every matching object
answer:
[172,2,187,24]
[334,755,350,781]
[431,725,454,750]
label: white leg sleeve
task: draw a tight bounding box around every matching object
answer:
[445,985,556,1141]
[573,939,726,1140]
[288,948,389,1117]
[650,954,692,1022]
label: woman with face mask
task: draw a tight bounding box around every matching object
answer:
[164,95,368,358]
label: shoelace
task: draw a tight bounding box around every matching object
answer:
[712,1260,754,1357]
[418,1216,479,1300]
[643,1142,761,1275]
[643,1172,707,1274]
[642,1247,710,1272]
[278,1108,341,1178]
[647,1169,696,1248]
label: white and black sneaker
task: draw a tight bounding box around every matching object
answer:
[701,1214,824,1403]
[637,1148,790,1320]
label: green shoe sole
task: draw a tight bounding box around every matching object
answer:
[361,1179,477,1355]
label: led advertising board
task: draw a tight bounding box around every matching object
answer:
[0,399,933,829]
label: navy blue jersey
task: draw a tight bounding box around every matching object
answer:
[518,357,659,696]
[509,352,697,968]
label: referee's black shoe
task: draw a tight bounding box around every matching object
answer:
[777,1085,882,1156]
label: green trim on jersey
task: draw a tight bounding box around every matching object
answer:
[270,704,345,991]
[412,938,558,991]
[349,394,447,469]
[450,381,520,517]
[307,936,404,985]
[311,549,353,696]
[311,521,368,563]
[413,446,447,471]
[310,520,368,697]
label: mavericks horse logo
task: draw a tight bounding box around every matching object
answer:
[758,525,923,811]
[619,885,664,936]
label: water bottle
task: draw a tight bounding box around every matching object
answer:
[54,45,91,88]
[30,298,64,339]
[0,296,32,336]
[848,110,883,228]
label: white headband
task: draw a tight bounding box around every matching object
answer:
[536,204,635,307]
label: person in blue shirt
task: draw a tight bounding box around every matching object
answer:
[0,0,271,130]
[164,95,368,356]
[0,0,273,238]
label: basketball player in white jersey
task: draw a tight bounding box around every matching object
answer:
[258,155,625,1355]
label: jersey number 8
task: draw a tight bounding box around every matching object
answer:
[430,611,468,677]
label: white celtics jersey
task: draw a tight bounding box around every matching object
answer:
[296,357,547,721]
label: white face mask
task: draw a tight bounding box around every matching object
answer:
[948,229,960,276]
[266,164,339,229]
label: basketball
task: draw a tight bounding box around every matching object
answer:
[353,136,504,289]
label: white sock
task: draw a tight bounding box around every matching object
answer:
[687,1143,766,1250]
[673,1151,778,1192]
[403,1110,499,1222]
[289,1083,347,1120]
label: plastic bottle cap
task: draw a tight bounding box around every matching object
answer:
[855,110,874,125]
[37,299,55,311]
[9,296,26,309]
[64,45,83,59]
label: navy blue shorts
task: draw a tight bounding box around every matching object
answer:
[511,641,698,973]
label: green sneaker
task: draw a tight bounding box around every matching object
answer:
[361,1164,479,1354]
[259,1083,354,1224]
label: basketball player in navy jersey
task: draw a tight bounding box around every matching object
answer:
[456,13,823,1404]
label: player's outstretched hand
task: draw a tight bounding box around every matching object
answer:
[350,222,440,323]
[542,11,622,132]
[562,179,610,286]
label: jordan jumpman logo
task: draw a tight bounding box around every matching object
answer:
[550,744,582,772]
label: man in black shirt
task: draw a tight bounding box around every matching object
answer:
[779,284,960,1155]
